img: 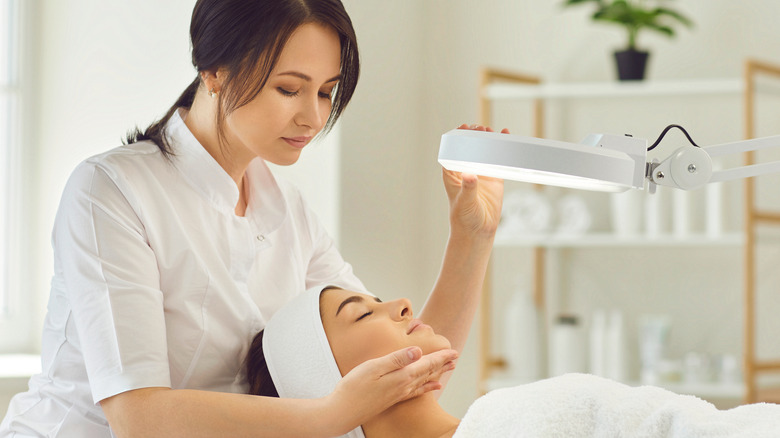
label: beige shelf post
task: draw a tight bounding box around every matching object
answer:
[742,58,780,404]
[477,67,545,394]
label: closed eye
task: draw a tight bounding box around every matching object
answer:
[356,311,373,322]
[277,87,299,97]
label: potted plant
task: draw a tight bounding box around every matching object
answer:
[563,0,693,80]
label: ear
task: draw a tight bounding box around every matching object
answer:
[200,68,228,93]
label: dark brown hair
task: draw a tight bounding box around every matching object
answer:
[245,330,279,397]
[125,0,360,158]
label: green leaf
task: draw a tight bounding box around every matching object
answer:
[646,24,675,37]
[655,7,694,28]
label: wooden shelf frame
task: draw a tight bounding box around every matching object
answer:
[477,67,545,392]
[478,59,780,403]
[743,58,780,404]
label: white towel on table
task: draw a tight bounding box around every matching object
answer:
[453,373,780,438]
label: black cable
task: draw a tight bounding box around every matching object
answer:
[647,124,700,151]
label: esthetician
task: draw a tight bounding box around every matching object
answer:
[0,0,503,437]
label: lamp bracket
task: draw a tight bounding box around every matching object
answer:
[647,145,712,190]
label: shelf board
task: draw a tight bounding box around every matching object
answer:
[494,232,744,248]
[485,376,745,400]
[484,78,744,100]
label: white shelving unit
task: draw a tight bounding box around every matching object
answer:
[494,233,744,249]
[476,66,778,404]
[484,77,744,101]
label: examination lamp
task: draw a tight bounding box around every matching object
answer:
[438,125,780,193]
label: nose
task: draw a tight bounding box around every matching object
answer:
[386,298,413,321]
[295,93,325,130]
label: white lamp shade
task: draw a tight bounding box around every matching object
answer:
[438,129,639,192]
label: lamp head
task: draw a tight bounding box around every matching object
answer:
[438,129,648,192]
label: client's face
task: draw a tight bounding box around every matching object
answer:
[320,288,452,376]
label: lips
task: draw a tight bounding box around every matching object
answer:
[407,319,427,334]
[282,136,312,148]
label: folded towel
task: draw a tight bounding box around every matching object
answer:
[454,374,780,437]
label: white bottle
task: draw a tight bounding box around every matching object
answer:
[503,288,539,381]
[605,310,627,382]
[672,190,691,237]
[589,310,607,377]
[550,315,586,376]
[706,182,723,237]
[645,186,669,237]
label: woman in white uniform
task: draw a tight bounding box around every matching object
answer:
[0,0,502,437]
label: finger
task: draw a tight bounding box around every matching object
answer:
[442,167,464,199]
[501,128,510,134]
[404,356,457,398]
[375,347,423,376]
[406,349,458,380]
[457,123,469,130]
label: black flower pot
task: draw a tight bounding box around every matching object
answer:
[614,49,649,81]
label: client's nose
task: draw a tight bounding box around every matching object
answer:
[388,298,413,320]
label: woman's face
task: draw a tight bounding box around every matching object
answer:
[320,288,452,376]
[224,22,341,166]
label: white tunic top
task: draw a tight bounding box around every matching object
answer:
[0,109,364,437]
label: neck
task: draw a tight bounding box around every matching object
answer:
[184,87,254,186]
[184,87,255,216]
[361,393,460,438]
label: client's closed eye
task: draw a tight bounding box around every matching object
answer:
[356,311,373,322]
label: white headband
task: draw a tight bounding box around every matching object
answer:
[263,285,365,438]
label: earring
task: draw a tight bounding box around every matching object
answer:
[209,88,218,98]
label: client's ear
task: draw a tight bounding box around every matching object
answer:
[245,330,279,397]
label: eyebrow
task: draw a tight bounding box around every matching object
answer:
[277,71,341,83]
[335,295,382,317]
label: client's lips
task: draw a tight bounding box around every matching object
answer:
[407,319,429,334]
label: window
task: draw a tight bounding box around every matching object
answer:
[0,0,20,316]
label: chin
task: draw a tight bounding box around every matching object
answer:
[266,153,302,166]
[421,334,452,355]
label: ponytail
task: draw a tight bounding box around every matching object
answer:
[123,76,201,158]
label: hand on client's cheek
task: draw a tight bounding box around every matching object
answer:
[320,288,452,376]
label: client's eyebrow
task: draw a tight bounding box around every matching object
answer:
[335,295,382,317]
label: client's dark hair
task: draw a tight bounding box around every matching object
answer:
[245,330,279,397]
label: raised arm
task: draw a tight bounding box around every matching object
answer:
[419,124,507,356]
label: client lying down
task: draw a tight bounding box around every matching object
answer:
[246,285,780,438]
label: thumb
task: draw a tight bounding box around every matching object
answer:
[458,173,479,204]
[376,347,422,375]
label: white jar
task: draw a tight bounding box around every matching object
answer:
[550,315,586,376]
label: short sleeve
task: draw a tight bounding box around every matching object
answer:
[53,162,171,404]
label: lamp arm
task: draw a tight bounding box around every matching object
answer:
[647,134,780,190]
